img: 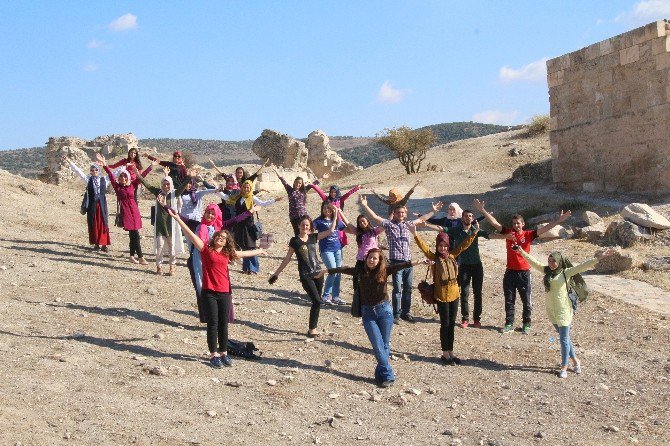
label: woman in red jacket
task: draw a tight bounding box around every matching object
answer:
[98,153,154,265]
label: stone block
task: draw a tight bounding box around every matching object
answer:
[600,38,613,56]
[547,70,564,88]
[651,36,670,55]
[585,42,601,60]
[620,202,670,229]
[655,52,670,70]
[620,45,640,65]
[639,41,652,60]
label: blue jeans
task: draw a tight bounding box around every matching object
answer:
[242,250,259,273]
[320,249,342,299]
[390,259,413,317]
[361,301,395,383]
[553,324,576,367]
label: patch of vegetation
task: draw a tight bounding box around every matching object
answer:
[0,146,46,178]
[521,114,550,137]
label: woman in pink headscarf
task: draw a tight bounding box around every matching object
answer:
[188,203,257,322]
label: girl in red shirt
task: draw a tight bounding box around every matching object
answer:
[166,208,267,368]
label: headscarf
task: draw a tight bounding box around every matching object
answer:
[240,179,255,210]
[328,185,342,202]
[113,167,131,181]
[436,232,451,258]
[447,202,463,219]
[183,177,198,204]
[543,251,586,294]
[388,188,402,204]
[160,175,175,194]
[197,204,222,243]
[90,163,100,171]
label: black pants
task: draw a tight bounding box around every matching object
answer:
[186,250,207,323]
[128,229,143,257]
[203,289,232,353]
[290,217,301,236]
[437,299,459,351]
[300,276,324,330]
[503,269,532,325]
[459,262,484,322]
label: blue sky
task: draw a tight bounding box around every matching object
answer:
[1,0,668,150]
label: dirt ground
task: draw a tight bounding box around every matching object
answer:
[1,131,669,445]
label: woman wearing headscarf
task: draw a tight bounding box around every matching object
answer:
[371,179,421,216]
[98,153,154,264]
[63,156,111,251]
[137,167,185,275]
[232,180,282,274]
[108,147,143,182]
[410,221,479,365]
[515,246,615,378]
[310,182,361,247]
[175,176,223,233]
[188,203,256,322]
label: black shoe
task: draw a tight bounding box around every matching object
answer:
[380,380,394,388]
[440,355,454,366]
[451,356,462,365]
[94,245,100,251]
[101,246,109,252]
[210,356,223,369]
[400,314,415,323]
[220,355,233,367]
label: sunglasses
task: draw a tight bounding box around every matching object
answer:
[174,155,182,158]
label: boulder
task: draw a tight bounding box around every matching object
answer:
[526,212,560,226]
[252,129,308,169]
[582,210,603,226]
[537,224,569,240]
[305,130,361,180]
[582,222,606,242]
[642,256,670,271]
[620,203,670,230]
[605,220,652,248]
[594,248,636,273]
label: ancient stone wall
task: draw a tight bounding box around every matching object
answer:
[548,20,670,194]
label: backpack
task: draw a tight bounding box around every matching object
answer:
[562,266,588,312]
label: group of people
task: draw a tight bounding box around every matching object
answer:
[65,148,615,385]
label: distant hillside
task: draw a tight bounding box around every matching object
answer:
[335,122,510,168]
[140,138,257,167]
[0,146,46,178]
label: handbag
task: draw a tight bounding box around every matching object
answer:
[80,191,89,215]
[250,212,264,241]
[417,263,438,307]
[259,233,274,250]
[114,201,124,228]
[350,288,362,318]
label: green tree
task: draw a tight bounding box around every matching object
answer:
[377,126,436,174]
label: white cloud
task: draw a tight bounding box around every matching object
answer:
[499,58,549,83]
[108,13,138,32]
[472,110,519,126]
[86,39,105,49]
[615,0,670,24]
[83,63,99,72]
[377,81,410,104]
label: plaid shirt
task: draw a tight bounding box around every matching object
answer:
[382,219,411,261]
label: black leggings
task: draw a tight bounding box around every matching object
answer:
[300,276,324,330]
[202,290,232,353]
[128,229,143,258]
[437,299,459,351]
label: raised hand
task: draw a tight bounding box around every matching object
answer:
[406,221,416,235]
[166,207,179,218]
[557,209,572,222]
[95,153,106,165]
[157,194,167,207]
[162,166,171,176]
[473,198,485,212]
[359,195,367,205]
[414,179,422,187]
[141,153,150,158]
[432,201,444,213]
[472,219,480,231]
[150,158,160,167]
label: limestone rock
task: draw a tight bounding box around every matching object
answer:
[582,211,603,226]
[526,212,560,226]
[40,133,140,185]
[578,222,606,242]
[605,221,652,248]
[252,129,308,169]
[620,203,670,230]
[642,256,670,271]
[305,130,361,180]
[594,248,636,273]
[537,224,568,240]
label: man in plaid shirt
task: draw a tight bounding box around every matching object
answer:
[361,195,436,323]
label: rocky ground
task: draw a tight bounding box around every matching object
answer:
[1,130,669,445]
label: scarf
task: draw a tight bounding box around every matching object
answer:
[434,232,458,284]
[113,167,130,181]
[543,251,586,293]
[184,177,198,204]
[328,185,342,202]
[197,204,222,243]
[447,202,463,219]
[240,180,254,210]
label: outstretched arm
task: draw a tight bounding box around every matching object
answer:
[370,189,390,205]
[515,246,545,273]
[310,183,327,201]
[398,179,421,207]
[340,184,361,202]
[473,198,502,232]
[237,248,267,258]
[167,208,204,251]
[269,247,296,283]
[408,222,436,261]
[208,159,226,175]
[359,195,384,225]
[536,210,572,236]
[64,157,88,184]
[413,200,443,224]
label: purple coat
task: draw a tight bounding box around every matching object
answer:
[104,165,152,231]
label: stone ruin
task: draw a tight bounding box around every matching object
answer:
[40,133,142,184]
[251,129,361,191]
[548,20,670,194]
